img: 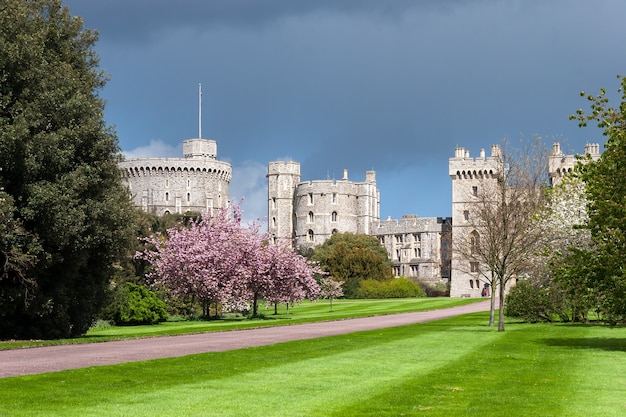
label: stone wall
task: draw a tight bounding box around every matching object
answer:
[119,138,231,215]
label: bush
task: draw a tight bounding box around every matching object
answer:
[356,278,426,299]
[416,280,450,297]
[505,279,571,323]
[106,283,168,325]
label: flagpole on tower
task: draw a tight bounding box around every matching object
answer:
[198,83,202,139]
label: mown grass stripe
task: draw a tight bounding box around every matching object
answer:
[1,313,625,416]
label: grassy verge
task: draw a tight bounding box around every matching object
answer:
[0,312,624,416]
[0,297,481,349]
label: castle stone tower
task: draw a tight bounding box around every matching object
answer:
[267,161,301,243]
[448,145,502,297]
[267,163,380,248]
[119,138,231,215]
[549,142,601,185]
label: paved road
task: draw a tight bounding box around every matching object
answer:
[0,300,490,378]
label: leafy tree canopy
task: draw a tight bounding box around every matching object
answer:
[311,233,393,298]
[0,0,136,339]
[563,74,626,323]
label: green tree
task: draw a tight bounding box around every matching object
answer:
[0,0,136,339]
[311,233,393,298]
[565,74,626,323]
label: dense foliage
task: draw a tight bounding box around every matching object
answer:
[311,232,393,298]
[104,282,168,326]
[561,75,626,323]
[355,277,425,299]
[0,1,136,339]
[139,205,321,318]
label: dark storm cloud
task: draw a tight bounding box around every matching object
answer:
[67,0,473,42]
[61,0,626,220]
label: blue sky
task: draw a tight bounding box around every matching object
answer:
[64,0,626,222]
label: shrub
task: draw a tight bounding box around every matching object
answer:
[107,283,168,325]
[356,278,425,299]
[505,278,571,323]
[416,280,450,297]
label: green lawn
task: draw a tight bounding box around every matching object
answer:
[1,311,624,416]
[0,297,480,349]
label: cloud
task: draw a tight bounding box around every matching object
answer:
[229,160,268,224]
[122,140,182,159]
[67,0,457,43]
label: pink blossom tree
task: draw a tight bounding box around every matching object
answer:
[138,205,321,318]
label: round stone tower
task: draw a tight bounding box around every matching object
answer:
[119,138,231,215]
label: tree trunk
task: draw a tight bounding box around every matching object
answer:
[498,278,506,332]
[252,293,259,318]
[489,285,496,327]
[489,271,496,326]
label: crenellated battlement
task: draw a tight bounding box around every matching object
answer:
[548,142,601,185]
[449,144,502,179]
[118,138,231,215]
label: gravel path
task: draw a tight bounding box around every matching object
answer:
[0,300,490,378]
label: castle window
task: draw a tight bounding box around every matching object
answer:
[308,193,313,205]
[395,235,403,243]
[332,229,338,234]
[187,193,190,202]
[413,233,420,242]
[396,249,401,260]
[463,210,470,221]
[470,231,480,255]
[272,197,276,209]
[165,192,169,202]
[415,248,421,258]
[470,262,480,273]
[380,236,385,244]
[308,211,314,223]
[332,193,337,203]
[187,179,190,188]
[469,280,474,289]
[272,217,276,228]
[331,211,337,222]
[393,266,401,276]
[307,229,314,242]
[472,186,478,196]
[411,265,419,276]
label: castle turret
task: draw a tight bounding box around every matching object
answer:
[119,138,231,215]
[267,161,301,243]
[549,142,601,185]
[448,145,503,298]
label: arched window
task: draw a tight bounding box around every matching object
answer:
[187,193,190,202]
[271,217,276,228]
[470,231,480,255]
[165,192,169,202]
[308,211,314,223]
[307,229,314,242]
[331,211,337,222]
[469,280,474,289]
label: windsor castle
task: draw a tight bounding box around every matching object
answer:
[120,137,600,298]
